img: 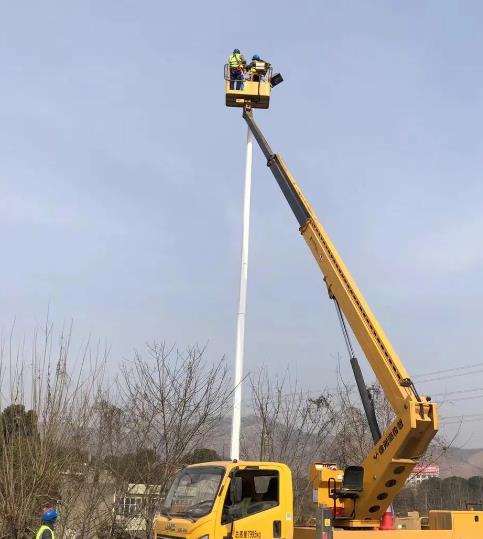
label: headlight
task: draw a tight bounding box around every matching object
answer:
[198,535,209,539]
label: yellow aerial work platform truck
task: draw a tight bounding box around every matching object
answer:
[152,74,483,539]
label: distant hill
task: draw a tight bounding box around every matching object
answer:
[438,447,483,478]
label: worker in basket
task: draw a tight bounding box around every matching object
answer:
[248,54,271,82]
[228,48,246,90]
[36,509,59,539]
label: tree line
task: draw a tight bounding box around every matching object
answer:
[0,326,457,538]
[394,476,483,515]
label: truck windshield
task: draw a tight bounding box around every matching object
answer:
[162,466,225,519]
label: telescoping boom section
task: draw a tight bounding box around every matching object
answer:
[243,108,438,527]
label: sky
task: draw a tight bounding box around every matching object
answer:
[1,1,483,447]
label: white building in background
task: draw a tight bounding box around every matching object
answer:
[115,483,161,537]
[406,464,440,486]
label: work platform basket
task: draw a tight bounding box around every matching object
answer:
[224,63,272,109]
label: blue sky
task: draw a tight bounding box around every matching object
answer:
[1,1,483,447]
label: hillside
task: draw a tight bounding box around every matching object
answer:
[438,447,483,478]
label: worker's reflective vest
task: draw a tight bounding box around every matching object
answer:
[36,525,55,539]
[229,53,244,69]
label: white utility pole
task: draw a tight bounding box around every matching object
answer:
[230,125,253,461]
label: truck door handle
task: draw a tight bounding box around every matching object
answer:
[273,520,281,538]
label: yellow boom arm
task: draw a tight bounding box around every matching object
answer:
[243,108,438,523]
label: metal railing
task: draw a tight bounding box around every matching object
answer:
[224,63,272,84]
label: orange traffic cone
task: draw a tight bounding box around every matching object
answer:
[380,509,394,530]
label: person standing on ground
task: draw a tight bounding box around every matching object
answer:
[228,48,246,90]
[36,509,58,539]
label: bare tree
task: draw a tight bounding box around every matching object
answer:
[329,368,375,467]
[0,332,232,539]
[246,368,337,523]
[58,394,130,538]
[116,342,231,539]
[0,322,108,538]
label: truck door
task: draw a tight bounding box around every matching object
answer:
[216,468,288,539]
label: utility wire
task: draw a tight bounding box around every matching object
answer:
[416,368,483,384]
[441,412,483,420]
[272,374,483,403]
[413,361,483,379]
[438,393,483,403]
[251,352,483,402]
[442,417,483,425]
[439,413,483,427]
[431,386,483,397]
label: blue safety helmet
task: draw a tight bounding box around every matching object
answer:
[252,54,261,61]
[42,509,59,523]
[233,49,240,54]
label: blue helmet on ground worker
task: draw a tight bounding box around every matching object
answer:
[228,48,246,90]
[36,509,59,539]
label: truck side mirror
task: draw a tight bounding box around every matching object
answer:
[230,475,243,505]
